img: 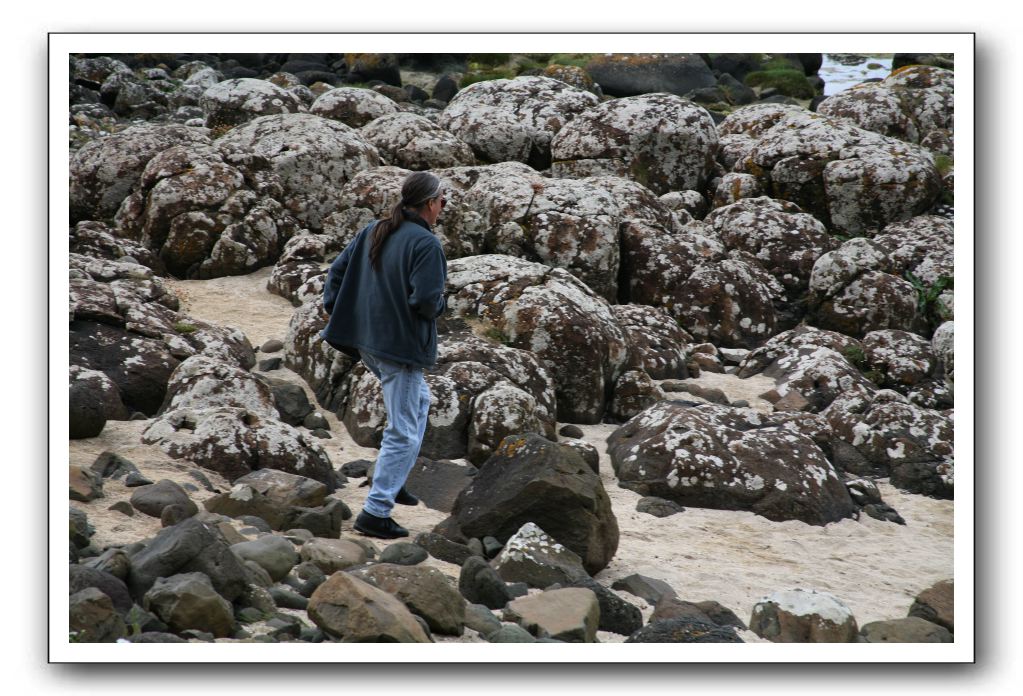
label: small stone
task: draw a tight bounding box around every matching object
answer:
[487,624,536,642]
[636,496,685,518]
[261,339,284,353]
[414,532,477,566]
[70,465,104,502]
[269,585,309,610]
[464,602,503,637]
[124,471,154,487]
[731,399,750,408]
[482,536,503,559]
[130,479,197,518]
[108,501,134,516]
[303,412,330,430]
[774,390,810,412]
[258,357,282,371]
[862,502,906,525]
[236,606,264,623]
[558,424,584,439]
[238,515,273,532]
[90,451,139,479]
[309,428,332,439]
[611,574,677,605]
[340,459,372,478]
[379,542,429,565]
[503,588,600,642]
[160,503,196,527]
[860,617,952,642]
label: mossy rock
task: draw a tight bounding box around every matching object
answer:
[744,68,815,99]
[550,53,598,69]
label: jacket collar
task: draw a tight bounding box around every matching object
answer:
[402,208,433,232]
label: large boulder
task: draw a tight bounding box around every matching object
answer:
[438,75,599,169]
[349,563,467,636]
[749,588,859,642]
[113,143,298,279]
[817,65,953,148]
[448,433,619,575]
[70,123,211,222]
[583,53,717,98]
[720,105,941,235]
[446,255,629,422]
[70,220,163,272]
[808,238,922,338]
[199,78,305,129]
[822,385,953,490]
[360,112,475,170]
[69,365,128,438]
[215,113,380,230]
[550,93,718,194]
[307,571,431,642]
[69,588,127,642]
[703,196,837,304]
[143,572,236,638]
[157,355,278,417]
[141,406,338,488]
[606,401,857,525]
[309,86,400,127]
[126,517,248,601]
[611,304,691,380]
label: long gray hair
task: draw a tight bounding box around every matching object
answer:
[369,171,442,272]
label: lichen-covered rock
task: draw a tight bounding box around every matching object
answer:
[70,364,128,438]
[446,255,629,422]
[932,321,954,384]
[606,401,857,525]
[438,76,598,169]
[818,65,953,149]
[200,78,305,130]
[609,369,666,422]
[467,381,547,466]
[710,172,763,208]
[450,434,619,575]
[490,522,589,588]
[158,355,278,417]
[550,93,718,195]
[611,304,691,380]
[870,215,953,286]
[70,220,164,272]
[308,86,400,127]
[267,230,357,306]
[674,252,785,349]
[808,238,922,338]
[862,330,936,388]
[704,196,837,301]
[543,64,601,95]
[750,588,858,642]
[822,384,953,486]
[736,325,874,412]
[721,106,941,234]
[360,112,475,170]
[113,144,298,279]
[215,113,380,230]
[141,406,338,488]
[70,123,211,222]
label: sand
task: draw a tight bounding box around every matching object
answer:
[68,266,954,642]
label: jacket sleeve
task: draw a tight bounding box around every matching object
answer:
[408,239,448,320]
[322,240,356,315]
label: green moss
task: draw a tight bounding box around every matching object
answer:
[174,322,198,334]
[842,345,868,369]
[548,53,597,69]
[933,154,953,176]
[484,326,511,345]
[744,68,815,99]
[461,69,517,87]
[865,369,885,386]
[468,53,511,68]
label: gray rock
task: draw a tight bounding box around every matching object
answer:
[69,565,133,616]
[125,471,154,487]
[626,617,743,643]
[161,504,197,527]
[491,522,589,589]
[130,479,198,519]
[350,563,467,636]
[486,623,536,643]
[561,575,643,636]
[611,574,677,605]
[379,542,429,566]
[269,585,309,610]
[258,357,282,371]
[108,501,135,517]
[750,588,858,642]
[415,532,478,566]
[69,587,127,642]
[231,535,299,582]
[464,602,503,637]
[143,572,236,638]
[303,412,330,430]
[458,556,514,610]
[636,497,685,518]
[261,339,284,353]
[908,579,953,632]
[90,451,139,479]
[860,617,952,642]
[503,588,600,642]
[558,424,584,439]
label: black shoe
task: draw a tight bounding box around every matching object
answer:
[395,486,419,506]
[354,510,409,539]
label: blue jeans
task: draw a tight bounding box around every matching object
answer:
[359,351,431,518]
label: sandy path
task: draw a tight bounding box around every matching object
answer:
[69,266,953,641]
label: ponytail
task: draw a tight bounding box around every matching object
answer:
[369,200,405,272]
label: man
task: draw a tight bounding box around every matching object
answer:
[320,171,448,539]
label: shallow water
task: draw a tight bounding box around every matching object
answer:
[820,53,894,96]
